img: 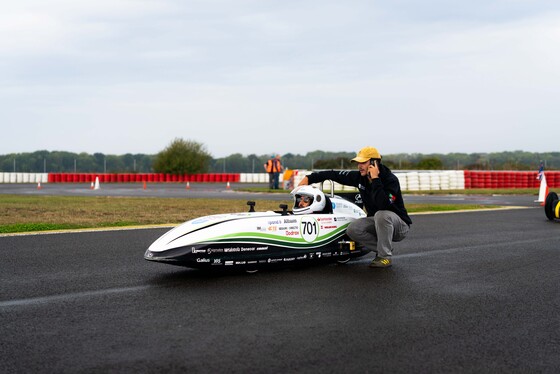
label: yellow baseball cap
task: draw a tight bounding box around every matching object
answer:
[351,146,381,163]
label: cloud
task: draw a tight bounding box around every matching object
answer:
[1,1,560,157]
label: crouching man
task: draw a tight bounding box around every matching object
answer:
[298,146,411,268]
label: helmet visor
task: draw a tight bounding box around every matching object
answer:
[295,194,313,208]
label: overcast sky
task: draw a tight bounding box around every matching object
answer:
[2,0,559,158]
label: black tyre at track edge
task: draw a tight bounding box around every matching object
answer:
[544,191,558,220]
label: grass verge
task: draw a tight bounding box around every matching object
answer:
[0,194,502,234]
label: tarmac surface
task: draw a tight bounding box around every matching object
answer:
[1,183,559,372]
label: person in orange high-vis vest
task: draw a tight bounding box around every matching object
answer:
[264,154,283,189]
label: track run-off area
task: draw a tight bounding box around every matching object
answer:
[1,183,559,373]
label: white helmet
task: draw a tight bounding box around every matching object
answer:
[291,185,326,215]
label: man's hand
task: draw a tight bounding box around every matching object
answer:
[298,176,309,186]
[368,161,380,179]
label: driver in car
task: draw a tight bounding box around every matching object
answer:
[291,185,327,214]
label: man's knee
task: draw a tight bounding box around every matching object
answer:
[346,220,360,238]
[374,211,409,241]
[347,218,370,239]
[373,210,394,225]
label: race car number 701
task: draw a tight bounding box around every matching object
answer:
[300,217,319,243]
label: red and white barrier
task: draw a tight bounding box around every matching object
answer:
[1,171,559,190]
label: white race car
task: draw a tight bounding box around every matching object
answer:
[145,184,368,271]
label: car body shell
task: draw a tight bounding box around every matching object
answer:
[144,194,367,270]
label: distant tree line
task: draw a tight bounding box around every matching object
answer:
[1,145,558,174]
[0,150,154,174]
[379,151,558,171]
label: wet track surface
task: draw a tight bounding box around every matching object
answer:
[1,184,559,372]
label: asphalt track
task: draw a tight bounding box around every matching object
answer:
[1,184,559,373]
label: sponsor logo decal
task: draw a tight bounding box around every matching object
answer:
[192,218,210,225]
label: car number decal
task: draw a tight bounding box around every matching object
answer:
[300,217,319,243]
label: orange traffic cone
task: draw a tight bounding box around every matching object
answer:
[186,181,190,190]
[226,181,231,189]
[37,181,42,190]
[143,181,147,190]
